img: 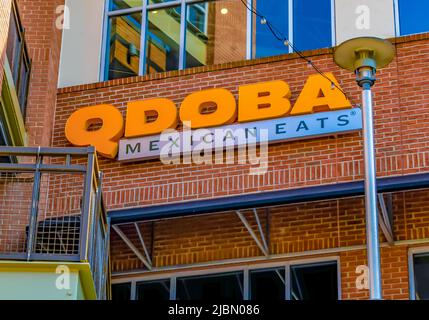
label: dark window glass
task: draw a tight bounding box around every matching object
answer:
[293,0,332,51]
[5,1,31,118]
[290,262,338,300]
[6,11,21,83]
[136,279,170,300]
[0,117,11,163]
[177,272,244,301]
[17,56,30,116]
[146,7,181,74]
[413,254,429,300]
[107,13,142,80]
[398,0,429,36]
[112,283,131,300]
[250,267,285,300]
[255,0,289,58]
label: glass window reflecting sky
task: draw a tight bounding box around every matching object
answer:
[255,0,289,58]
[398,0,429,36]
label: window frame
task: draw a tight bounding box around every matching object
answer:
[111,256,341,300]
[6,0,32,119]
[101,0,336,81]
[393,0,429,37]
[408,247,429,300]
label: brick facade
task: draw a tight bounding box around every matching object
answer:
[17,0,64,146]
[52,33,429,300]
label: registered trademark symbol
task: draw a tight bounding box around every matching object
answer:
[350,110,356,116]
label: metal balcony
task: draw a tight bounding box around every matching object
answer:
[0,146,110,299]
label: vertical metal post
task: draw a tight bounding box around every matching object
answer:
[27,147,42,260]
[243,268,250,300]
[245,0,253,60]
[362,83,382,300]
[80,147,95,262]
[178,0,187,70]
[170,276,177,300]
[139,0,148,75]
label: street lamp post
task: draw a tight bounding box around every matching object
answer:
[334,37,395,300]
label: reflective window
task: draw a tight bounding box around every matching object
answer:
[398,0,429,36]
[176,272,244,300]
[107,12,142,80]
[250,267,285,300]
[146,7,181,74]
[293,0,332,52]
[110,0,142,11]
[136,279,170,300]
[6,10,21,83]
[186,0,247,68]
[290,262,338,300]
[148,0,177,4]
[254,0,289,58]
[105,0,333,80]
[412,253,429,300]
[5,0,31,117]
[112,283,131,300]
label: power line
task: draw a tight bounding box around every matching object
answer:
[238,0,357,107]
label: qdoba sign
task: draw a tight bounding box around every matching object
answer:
[65,73,362,161]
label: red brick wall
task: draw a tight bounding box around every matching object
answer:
[17,0,64,146]
[54,33,429,299]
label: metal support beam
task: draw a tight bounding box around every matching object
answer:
[134,222,152,266]
[236,210,269,257]
[378,194,394,245]
[112,225,152,270]
[253,208,269,253]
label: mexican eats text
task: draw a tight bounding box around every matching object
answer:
[65,73,362,173]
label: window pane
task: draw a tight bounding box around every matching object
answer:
[136,279,170,300]
[185,0,247,68]
[6,12,21,84]
[293,0,332,51]
[254,0,289,58]
[110,0,142,11]
[177,272,244,301]
[107,13,142,80]
[148,0,177,4]
[413,254,429,300]
[290,262,338,300]
[399,0,429,36]
[250,268,285,300]
[112,283,131,300]
[17,58,30,116]
[146,7,181,74]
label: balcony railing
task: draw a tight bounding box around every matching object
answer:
[0,146,110,299]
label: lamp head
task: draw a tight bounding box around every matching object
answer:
[334,37,395,88]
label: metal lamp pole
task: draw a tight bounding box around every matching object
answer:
[334,37,395,300]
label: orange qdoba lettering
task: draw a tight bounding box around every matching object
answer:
[179,88,237,129]
[125,98,178,138]
[65,104,124,159]
[238,80,292,123]
[291,73,352,115]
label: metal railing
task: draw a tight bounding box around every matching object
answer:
[0,146,110,299]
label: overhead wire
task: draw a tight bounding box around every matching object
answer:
[238,0,358,107]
